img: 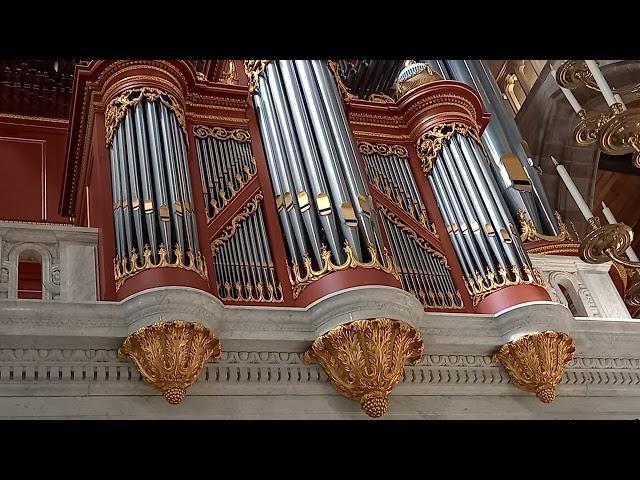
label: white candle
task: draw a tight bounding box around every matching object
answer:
[550,65,583,114]
[585,60,617,107]
[602,201,640,262]
[551,156,594,221]
[614,93,625,107]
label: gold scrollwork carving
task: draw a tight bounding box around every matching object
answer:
[113,244,208,292]
[327,60,358,102]
[367,93,396,103]
[492,331,576,403]
[379,206,444,264]
[416,122,481,175]
[288,241,399,299]
[211,193,262,256]
[219,60,238,85]
[304,317,424,417]
[518,210,573,243]
[118,320,221,404]
[193,125,251,142]
[358,142,409,158]
[525,243,580,256]
[464,264,546,307]
[244,60,270,94]
[220,281,284,303]
[105,87,187,146]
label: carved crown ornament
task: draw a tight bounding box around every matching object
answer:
[304,317,424,418]
[118,320,221,404]
[492,331,576,403]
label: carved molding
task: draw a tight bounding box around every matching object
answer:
[1,349,640,395]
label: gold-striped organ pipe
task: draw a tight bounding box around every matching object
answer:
[359,142,434,232]
[210,193,283,302]
[250,60,385,278]
[193,126,257,220]
[420,124,540,304]
[380,208,463,309]
[107,92,203,289]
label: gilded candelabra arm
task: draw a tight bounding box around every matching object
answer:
[580,222,640,267]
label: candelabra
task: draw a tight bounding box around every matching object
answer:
[551,60,640,167]
[579,220,640,306]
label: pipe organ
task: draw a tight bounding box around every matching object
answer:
[107,88,206,291]
[63,59,551,313]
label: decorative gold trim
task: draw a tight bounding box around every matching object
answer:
[416,122,480,175]
[304,317,424,417]
[492,331,576,403]
[525,243,580,256]
[379,206,445,264]
[327,61,358,102]
[244,60,270,95]
[358,142,409,158]
[211,193,262,255]
[288,241,399,299]
[113,244,208,291]
[220,281,284,303]
[219,60,238,86]
[464,265,546,307]
[368,93,396,103]
[518,210,573,243]
[105,86,186,146]
[193,125,250,142]
[118,320,221,404]
[0,113,69,124]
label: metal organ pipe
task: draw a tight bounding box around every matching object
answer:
[266,62,324,266]
[312,60,385,254]
[107,94,203,292]
[293,60,364,260]
[252,94,302,265]
[277,60,345,264]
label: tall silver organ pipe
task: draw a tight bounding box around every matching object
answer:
[419,125,536,293]
[251,60,385,271]
[108,97,202,281]
[438,60,560,235]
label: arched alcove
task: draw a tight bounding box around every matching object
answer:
[17,249,42,299]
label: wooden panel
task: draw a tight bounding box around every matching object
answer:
[0,136,44,221]
[0,117,71,223]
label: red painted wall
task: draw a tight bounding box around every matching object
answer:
[17,261,42,299]
[0,116,72,224]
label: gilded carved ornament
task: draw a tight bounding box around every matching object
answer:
[118,320,222,404]
[518,210,573,243]
[304,317,424,417]
[104,87,187,146]
[379,206,444,262]
[244,60,270,95]
[193,125,251,142]
[492,331,575,403]
[465,265,546,307]
[288,241,399,300]
[416,123,481,175]
[113,244,208,292]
